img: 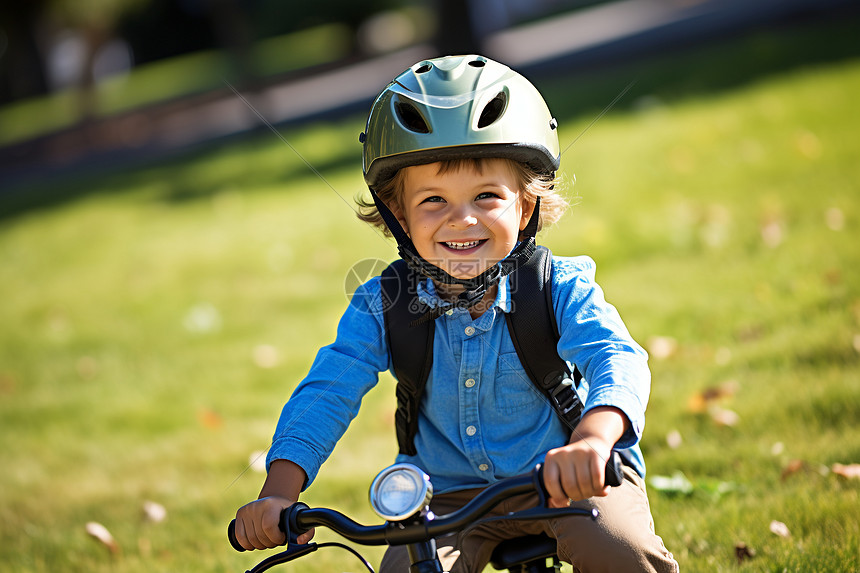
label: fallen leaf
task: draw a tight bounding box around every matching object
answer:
[142,501,167,523]
[709,406,740,427]
[198,408,222,430]
[760,220,784,248]
[252,344,280,369]
[735,542,755,564]
[666,430,683,450]
[647,336,678,361]
[688,381,738,413]
[832,463,860,480]
[649,471,693,496]
[825,207,844,231]
[769,520,791,538]
[770,442,785,456]
[781,459,808,481]
[85,521,120,554]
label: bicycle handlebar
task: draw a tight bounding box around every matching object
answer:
[229,453,623,553]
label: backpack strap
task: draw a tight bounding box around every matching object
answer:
[380,260,435,456]
[504,246,584,433]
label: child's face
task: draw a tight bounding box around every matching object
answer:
[395,159,534,280]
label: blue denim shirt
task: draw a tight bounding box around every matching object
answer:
[267,255,649,494]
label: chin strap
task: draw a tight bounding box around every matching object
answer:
[369,189,541,325]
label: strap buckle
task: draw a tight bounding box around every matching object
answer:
[547,373,583,428]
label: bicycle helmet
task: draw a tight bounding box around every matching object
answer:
[361,54,560,188]
[360,55,560,322]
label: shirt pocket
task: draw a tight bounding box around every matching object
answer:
[494,351,548,415]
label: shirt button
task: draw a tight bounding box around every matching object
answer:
[464,326,475,336]
[466,425,477,436]
[445,309,454,316]
[464,378,476,388]
[478,464,489,471]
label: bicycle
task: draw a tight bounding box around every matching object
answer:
[228,452,623,573]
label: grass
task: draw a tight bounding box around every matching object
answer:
[1,15,859,573]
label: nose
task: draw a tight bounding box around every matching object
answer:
[447,203,478,228]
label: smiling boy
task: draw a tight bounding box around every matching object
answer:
[234,55,677,572]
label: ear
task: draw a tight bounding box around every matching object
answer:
[389,201,410,238]
[519,196,537,231]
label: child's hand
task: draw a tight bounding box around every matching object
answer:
[233,496,316,550]
[542,406,628,505]
[543,437,614,505]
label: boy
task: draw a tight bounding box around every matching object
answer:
[233,55,677,572]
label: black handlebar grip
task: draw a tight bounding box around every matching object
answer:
[227,519,246,552]
[604,451,623,487]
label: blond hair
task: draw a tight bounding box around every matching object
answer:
[356,158,567,237]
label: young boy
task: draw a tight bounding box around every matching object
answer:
[233,55,678,572]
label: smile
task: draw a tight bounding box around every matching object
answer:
[443,240,486,250]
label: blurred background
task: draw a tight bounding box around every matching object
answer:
[0,0,856,184]
[1,1,859,572]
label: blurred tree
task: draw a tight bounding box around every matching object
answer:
[46,0,150,118]
[250,0,401,55]
[0,1,51,103]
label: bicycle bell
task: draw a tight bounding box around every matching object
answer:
[369,463,433,522]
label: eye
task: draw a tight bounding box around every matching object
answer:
[476,191,502,200]
[419,195,445,204]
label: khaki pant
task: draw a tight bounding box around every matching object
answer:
[379,466,678,573]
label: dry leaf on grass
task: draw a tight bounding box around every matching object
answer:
[85,521,119,554]
[687,381,738,413]
[781,459,808,481]
[666,429,683,450]
[142,501,167,523]
[646,336,678,361]
[735,542,755,564]
[708,406,740,427]
[832,463,860,480]
[649,471,693,496]
[769,520,791,538]
[198,408,222,430]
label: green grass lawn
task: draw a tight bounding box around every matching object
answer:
[1,18,859,573]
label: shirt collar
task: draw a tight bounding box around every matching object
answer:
[416,274,513,314]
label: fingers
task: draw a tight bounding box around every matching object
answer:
[235,498,289,551]
[543,445,612,503]
[296,527,316,545]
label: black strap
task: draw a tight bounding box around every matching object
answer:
[382,246,584,455]
[504,246,583,432]
[380,260,435,456]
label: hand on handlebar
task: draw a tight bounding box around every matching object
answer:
[543,437,621,506]
[233,496,315,551]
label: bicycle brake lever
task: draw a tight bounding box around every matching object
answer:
[279,502,310,547]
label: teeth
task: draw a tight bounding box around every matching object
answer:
[445,240,481,250]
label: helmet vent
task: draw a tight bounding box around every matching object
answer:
[415,63,432,74]
[469,59,486,68]
[477,91,507,129]
[395,102,431,134]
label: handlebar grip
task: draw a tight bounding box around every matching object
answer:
[227,519,246,552]
[604,451,623,487]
